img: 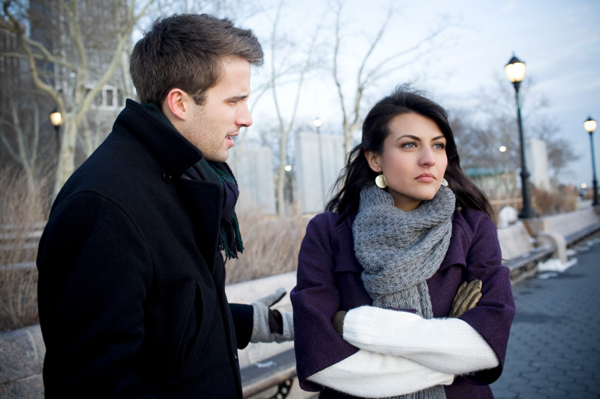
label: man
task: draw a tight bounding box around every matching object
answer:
[37,14,292,398]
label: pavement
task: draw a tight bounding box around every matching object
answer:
[490,232,600,399]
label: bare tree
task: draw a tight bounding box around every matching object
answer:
[1,0,157,197]
[450,77,577,184]
[0,35,57,194]
[331,0,451,154]
[0,94,41,194]
[268,0,321,216]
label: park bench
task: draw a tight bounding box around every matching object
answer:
[539,208,600,246]
[497,221,555,284]
[226,271,301,398]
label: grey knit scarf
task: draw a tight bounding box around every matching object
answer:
[353,184,456,399]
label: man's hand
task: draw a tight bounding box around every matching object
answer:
[250,288,294,343]
[449,279,482,318]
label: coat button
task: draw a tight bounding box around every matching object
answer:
[162,171,173,183]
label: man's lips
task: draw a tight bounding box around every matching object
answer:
[226,132,238,145]
[416,173,435,182]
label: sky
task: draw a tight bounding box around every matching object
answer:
[239,0,600,188]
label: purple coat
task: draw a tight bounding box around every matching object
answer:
[291,207,515,399]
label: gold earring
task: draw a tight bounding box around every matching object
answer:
[441,178,448,187]
[375,174,387,189]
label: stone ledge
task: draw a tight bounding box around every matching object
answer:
[0,325,44,385]
[0,375,44,399]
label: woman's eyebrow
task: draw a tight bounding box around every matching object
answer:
[395,134,420,142]
[395,134,446,142]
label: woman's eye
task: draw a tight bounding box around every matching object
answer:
[433,142,445,149]
[401,142,416,148]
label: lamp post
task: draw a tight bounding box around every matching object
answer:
[313,117,326,208]
[49,107,63,155]
[505,54,538,218]
[584,116,599,206]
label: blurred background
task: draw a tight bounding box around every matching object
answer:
[1,0,599,326]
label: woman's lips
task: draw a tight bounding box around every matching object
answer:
[416,174,435,182]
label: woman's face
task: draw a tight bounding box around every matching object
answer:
[365,112,448,211]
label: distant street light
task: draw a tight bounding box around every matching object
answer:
[499,145,507,153]
[505,54,538,219]
[583,116,599,206]
[284,165,292,172]
[50,107,63,155]
[313,117,326,208]
[581,183,587,189]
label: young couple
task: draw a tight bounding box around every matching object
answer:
[37,12,513,399]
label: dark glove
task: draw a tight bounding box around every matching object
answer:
[250,288,294,343]
[332,310,347,337]
[449,279,482,318]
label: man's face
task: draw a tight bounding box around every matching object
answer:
[182,57,252,162]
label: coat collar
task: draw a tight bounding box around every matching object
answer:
[116,99,202,177]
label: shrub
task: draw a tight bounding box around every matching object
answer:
[225,212,308,285]
[532,187,577,216]
[0,169,50,331]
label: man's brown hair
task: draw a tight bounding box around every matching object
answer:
[130,14,263,106]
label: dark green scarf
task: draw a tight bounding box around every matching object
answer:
[142,103,244,259]
[184,159,244,259]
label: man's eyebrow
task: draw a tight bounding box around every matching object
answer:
[226,94,249,101]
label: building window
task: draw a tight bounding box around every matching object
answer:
[106,89,114,107]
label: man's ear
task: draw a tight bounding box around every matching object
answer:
[364,150,382,173]
[162,88,189,121]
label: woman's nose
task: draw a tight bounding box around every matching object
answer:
[419,147,436,167]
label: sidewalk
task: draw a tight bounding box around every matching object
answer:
[491,233,600,398]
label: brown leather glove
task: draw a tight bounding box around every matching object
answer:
[449,279,482,318]
[332,310,347,337]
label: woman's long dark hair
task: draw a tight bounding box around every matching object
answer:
[326,84,493,219]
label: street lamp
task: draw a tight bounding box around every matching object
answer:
[583,116,599,206]
[50,107,63,154]
[313,117,326,208]
[505,54,538,219]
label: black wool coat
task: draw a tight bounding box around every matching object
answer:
[37,100,253,398]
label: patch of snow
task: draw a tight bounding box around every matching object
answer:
[256,361,276,368]
[538,258,578,273]
[537,272,559,279]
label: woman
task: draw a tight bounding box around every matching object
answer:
[291,86,515,399]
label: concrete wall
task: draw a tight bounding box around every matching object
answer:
[295,132,345,214]
[231,147,276,214]
[526,138,551,190]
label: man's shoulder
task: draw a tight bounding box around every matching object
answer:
[52,136,161,220]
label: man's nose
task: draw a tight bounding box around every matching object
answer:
[236,103,252,128]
